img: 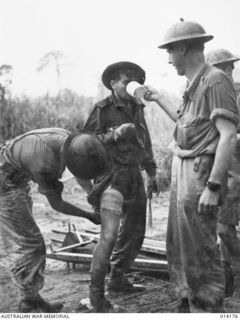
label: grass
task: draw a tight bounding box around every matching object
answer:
[0,88,177,189]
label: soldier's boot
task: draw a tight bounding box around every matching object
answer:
[89,285,126,313]
[177,298,190,313]
[89,285,113,313]
[18,294,63,313]
[107,274,145,294]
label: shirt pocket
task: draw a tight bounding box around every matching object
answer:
[193,155,214,182]
[174,121,199,150]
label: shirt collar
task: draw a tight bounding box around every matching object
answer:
[182,63,209,103]
[112,93,125,108]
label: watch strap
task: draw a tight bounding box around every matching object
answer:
[206,181,221,192]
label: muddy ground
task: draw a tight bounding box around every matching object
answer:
[0,177,174,313]
[1,177,240,313]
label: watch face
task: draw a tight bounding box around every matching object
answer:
[207,181,221,192]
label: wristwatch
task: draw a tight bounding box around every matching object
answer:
[206,181,221,192]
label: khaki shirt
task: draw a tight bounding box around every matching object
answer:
[174,64,239,158]
[83,94,156,175]
[0,128,70,195]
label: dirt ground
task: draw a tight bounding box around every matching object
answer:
[1,177,240,313]
[0,177,174,313]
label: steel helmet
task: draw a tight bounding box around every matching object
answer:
[66,133,107,179]
[158,18,213,49]
[205,48,240,66]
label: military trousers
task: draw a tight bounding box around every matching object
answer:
[0,163,46,300]
[218,172,240,275]
[167,155,225,312]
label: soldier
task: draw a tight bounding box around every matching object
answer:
[144,19,239,312]
[206,48,240,297]
[0,128,106,313]
[83,61,159,312]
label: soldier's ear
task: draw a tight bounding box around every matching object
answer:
[110,79,116,90]
[179,43,187,56]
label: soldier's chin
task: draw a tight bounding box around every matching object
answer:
[176,68,185,76]
[123,93,133,101]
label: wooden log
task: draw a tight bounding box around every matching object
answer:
[51,229,68,235]
[51,238,63,244]
[47,252,92,264]
[53,240,93,253]
[135,258,168,270]
[46,251,168,272]
[140,243,166,255]
[79,231,166,256]
[51,229,166,256]
[143,238,166,247]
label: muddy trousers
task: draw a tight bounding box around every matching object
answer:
[167,155,225,312]
[0,187,46,300]
[218,174,240,266]
[90,178,146,301]
[218,221,240,297]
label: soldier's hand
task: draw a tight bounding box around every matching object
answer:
[147,175,160,198]
[114,123,136,141]
[198,187,220,215]
[144,85,161,102]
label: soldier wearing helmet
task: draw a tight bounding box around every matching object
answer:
[206,48,240,81]
[145,19,239,312]
[83,61,159,312]
[206,48,240,299]
[0,127,106,312]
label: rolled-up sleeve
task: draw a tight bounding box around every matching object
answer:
[208,75,239,127]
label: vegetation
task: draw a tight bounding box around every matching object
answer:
[0,87,177,190]
[0,89,94,141]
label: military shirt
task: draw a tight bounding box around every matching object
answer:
[174,64,239,158]
[0,128,70,195]
[229,91,240,173]
[83,94,156,175]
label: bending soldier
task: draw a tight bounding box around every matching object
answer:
[0,128,106,313]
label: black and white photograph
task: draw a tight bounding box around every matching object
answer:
[0,0,240,316]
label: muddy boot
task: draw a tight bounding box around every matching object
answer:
[177,298,190,313]
[223,261,235,297]
[18,300,37,313]
[89,285,113,313]
[18,294,63,313]
[171,298,190,313]
[107,275,145,294]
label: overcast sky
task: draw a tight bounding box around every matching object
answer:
[1,0,240,97]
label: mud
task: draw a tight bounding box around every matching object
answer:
[1,178,240,313]
[0,179,174,313]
